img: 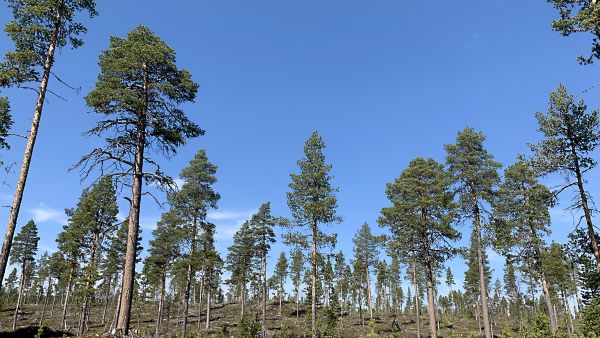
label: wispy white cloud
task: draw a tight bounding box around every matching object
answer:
[209,208,257,241]
[27,203,67,224]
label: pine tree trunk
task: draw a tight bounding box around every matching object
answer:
[279,281,283,317]
[295,279,300,318]
[475,300,482,335]
[205,287,212,330]
[365,264,373,320]
[563,289,574,338]
[571,143,600,271]
[423,251,438,338]
[471,194,492,338]
[12,264,26,330]
[156,271,166,336]
[197,272,204,330]
[311,219,317,338]
[116,63,148,335]
[262,252,267,337]
[182,214,198,338]
[79,232,100,335]
[61,265,75,331]
[111,280,122,332]
[541,271,558,332]
[240,282,245,318]
[101,280,111,327]
[412,258,421,338]
[50,291,56,319]
[39,277,51,327]
[528,221,558,333]
[0,6,62,292]
[358,278,364,326]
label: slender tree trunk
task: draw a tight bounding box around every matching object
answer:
[570,143,600,272]
[423,252,438,338]
[279,281,283,317]
[563,289,574,338]
[61,265,75,331]
[262,252,267,337]
[39,277,51,327]
[101,281,111,327]
[358,278,364,326]
[574,292,581,318]
[295,280,300,318]
[79,233,100,335]
[475,300,482,335]
[471,194,492,338]
[197,271,204,330]
[111,280,122,332]
[311,219,317,338]
[12,265,26,330]
[182,214,198,338]
[541,272,558,332]
[527,221,558,333]
[413,258,421,338]
[205,286,212,330]
[0,6,63,294]
[50,291,56,319]
[116,64,148,335]
[240,282,245,318]
[156,271,166,336]
[365,264,373,320]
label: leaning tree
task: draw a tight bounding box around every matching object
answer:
[0,0,97,293]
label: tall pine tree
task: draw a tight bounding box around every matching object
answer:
[75,26,203,334]
[284,131,341,338]
[445,127,500,338]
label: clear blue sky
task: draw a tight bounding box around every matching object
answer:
[0,0,598,294]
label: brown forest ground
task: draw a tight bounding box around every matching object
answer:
[0,300,501,337]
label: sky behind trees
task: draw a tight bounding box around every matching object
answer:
[0,0,597,294]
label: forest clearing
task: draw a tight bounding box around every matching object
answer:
[1,0,600,337]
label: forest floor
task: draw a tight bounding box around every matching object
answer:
[0,300,499,337]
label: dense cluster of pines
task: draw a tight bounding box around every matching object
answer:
[0,1,600,337]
